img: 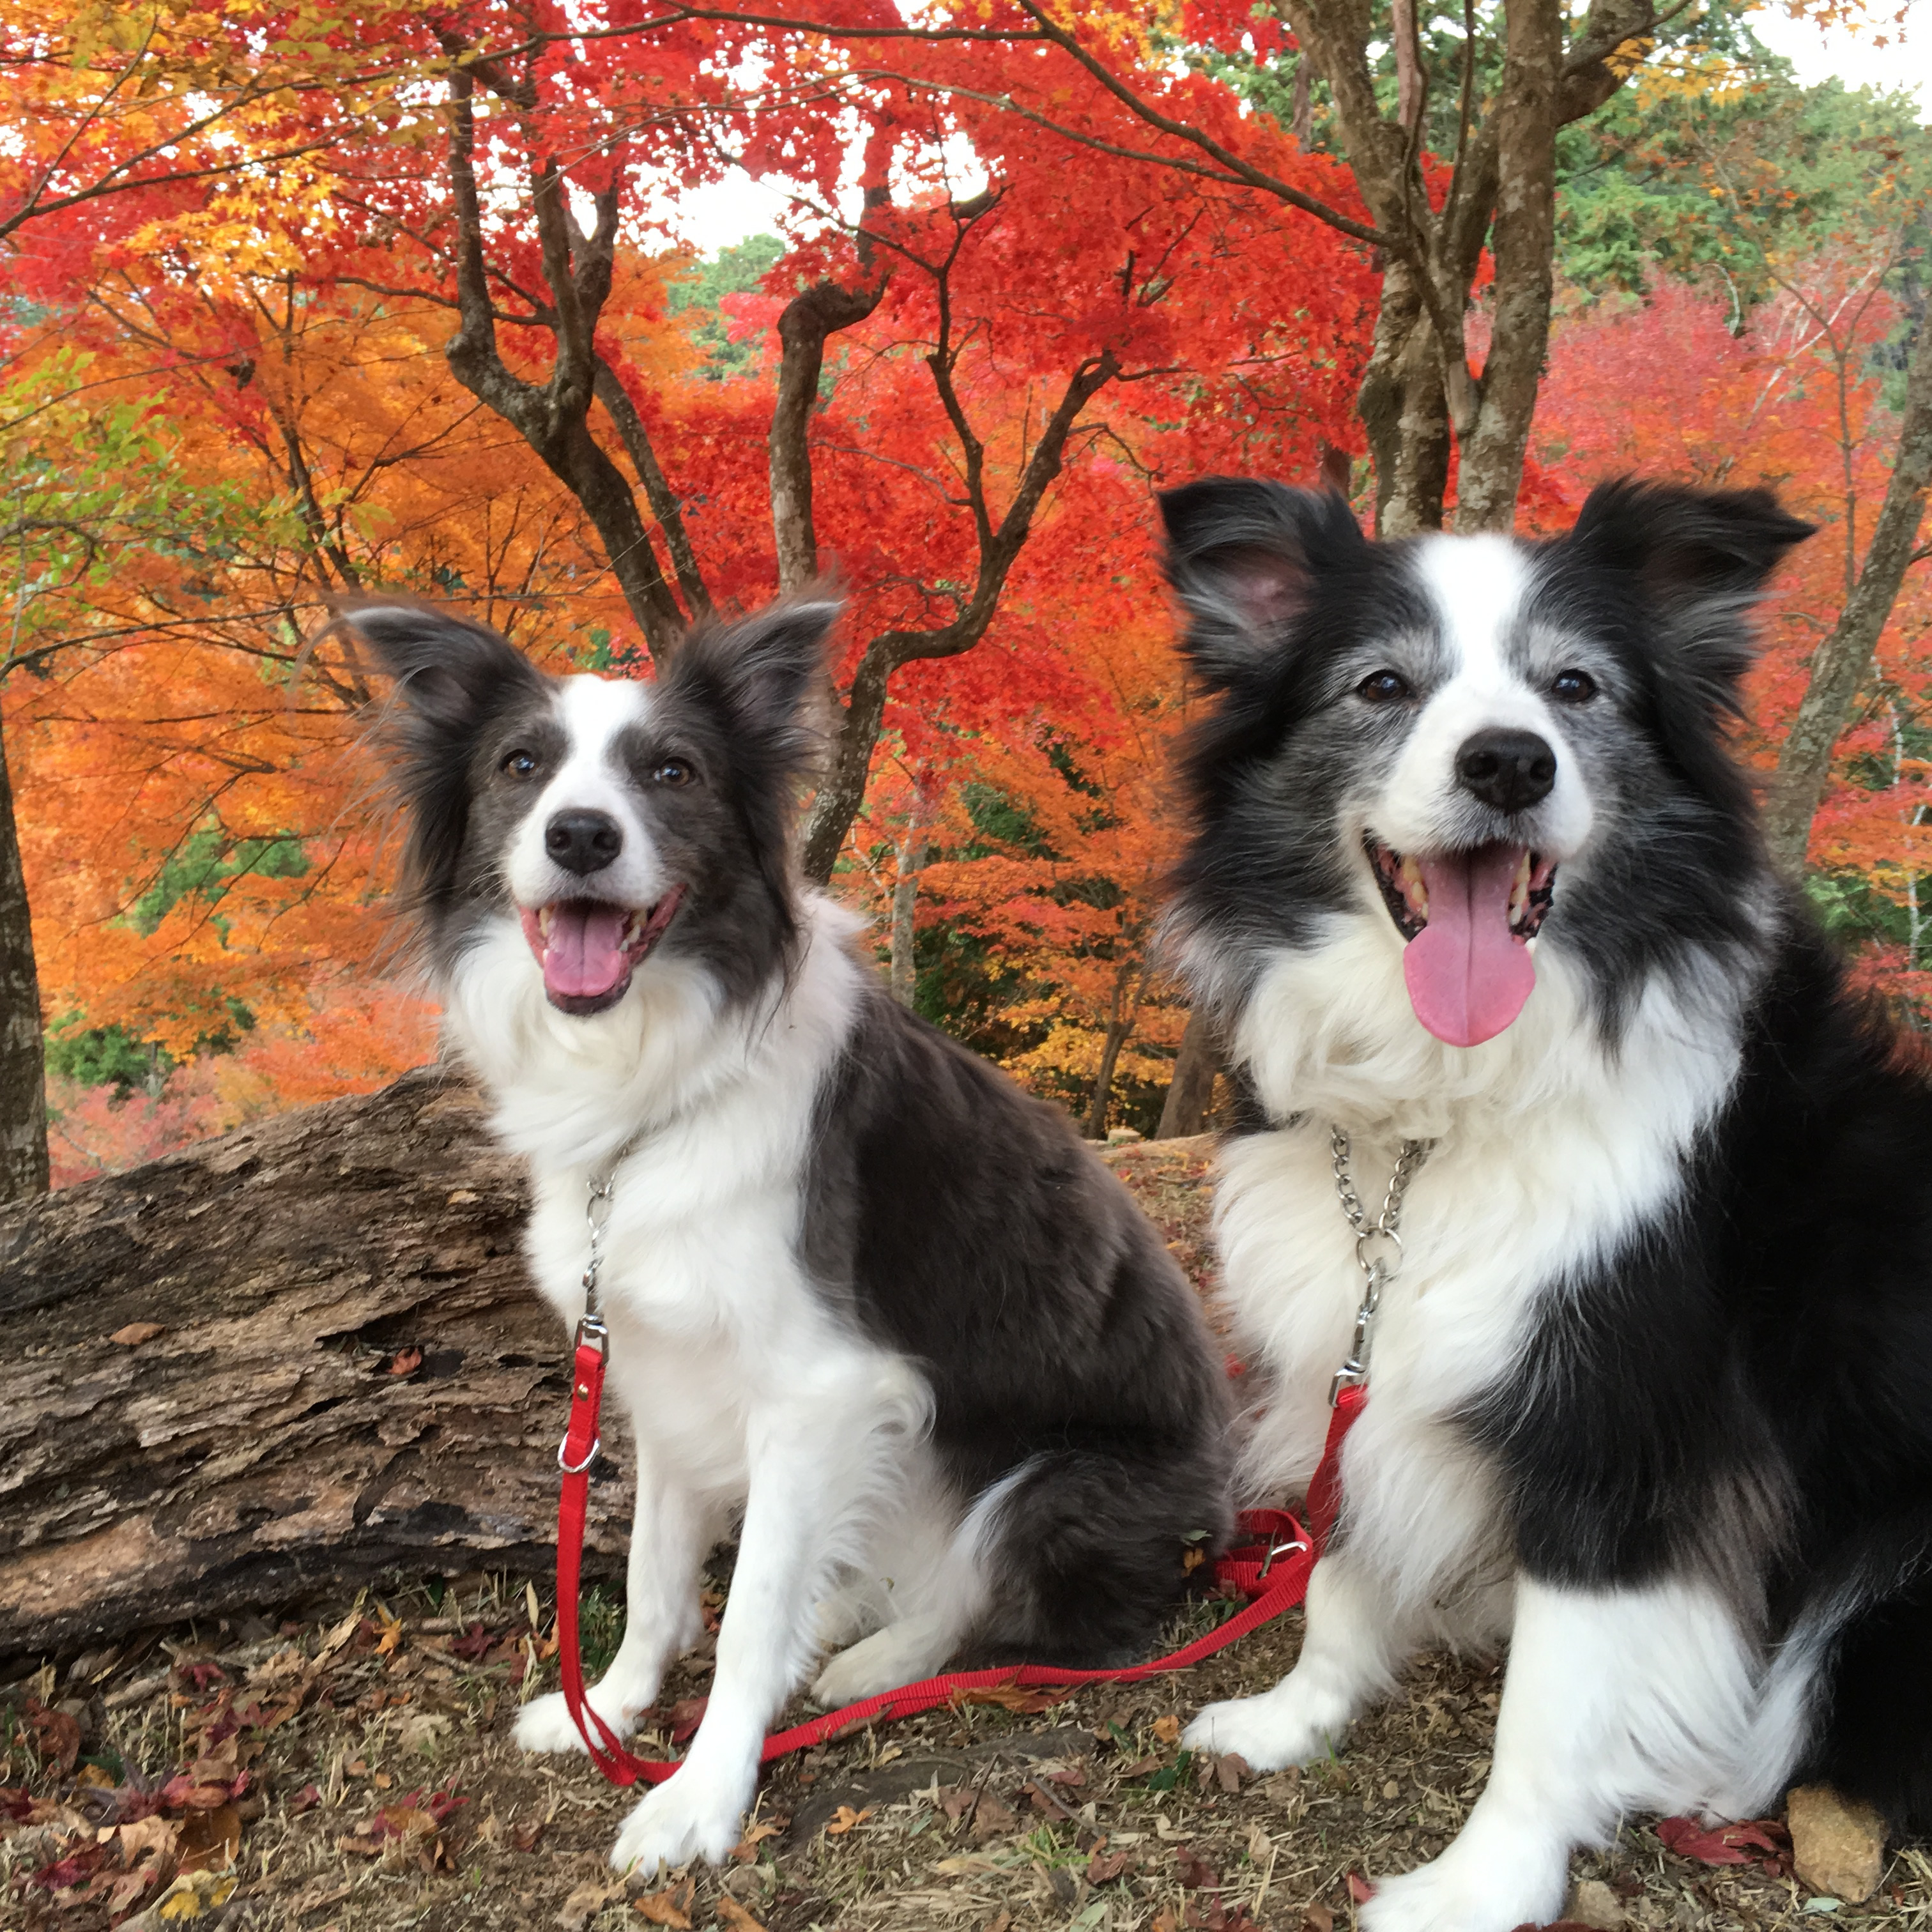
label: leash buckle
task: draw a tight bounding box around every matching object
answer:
[574,1312,610,1359]
[1328,1360,1368,1407]
[558,1430,603,1475]
[1258,1533,1310,1581]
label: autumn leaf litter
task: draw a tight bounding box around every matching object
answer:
[4,1141,1927,1931]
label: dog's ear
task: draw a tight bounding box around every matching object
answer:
[331,601,544,733]
[1565,480,1814,707]
[666,597,839,770]
[1159,479,1365,689]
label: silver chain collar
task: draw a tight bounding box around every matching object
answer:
[1328,1125,1434,1406]
[576,1140,638,1356]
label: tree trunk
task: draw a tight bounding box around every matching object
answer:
[1763,315,1932,877]
[1156,1009,1220,1140]
[889,823,927,1008]
[0,712,49,1204]
[0,1068,630,1663]
[1084,965,1139,1139]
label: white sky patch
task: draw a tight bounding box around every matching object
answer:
[629,125,990,256]
[1747,4,1929,120]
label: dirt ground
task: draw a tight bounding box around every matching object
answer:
[5,1139,1928,1932]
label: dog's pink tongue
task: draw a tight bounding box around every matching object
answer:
[1401,845,1535,1047]
[544,903,630,1000]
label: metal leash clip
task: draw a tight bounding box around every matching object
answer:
[1327,1128,1432,1407]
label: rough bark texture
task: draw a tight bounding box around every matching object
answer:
[0,714,49,1203]
[770,261,889,597]
[0,1067,629,1663]
[1156,1008,1221,1140]
[1763,315,1932,876]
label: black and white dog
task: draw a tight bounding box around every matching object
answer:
[343,596,1232,1873]
[1160,477,1932,1932]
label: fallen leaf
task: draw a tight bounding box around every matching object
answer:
[936,1785,980,1823]
[290,1782,322,1813]
[556,1876,624,1928]
[155,1871,238,1920]
[1655,1814,1791,1874]
[969,1795,1020,1842]
[732,1821,782,1860]
[824,1804,873,1836]
[1347,1872,1375,1903]
[1216,1752,1250,1792]
[1175,1848,1220,1889]
[512,1820,546,1853]
[1021,1779,1075,1820]
[175,1804,241,1873]
[1300,1906,1334,1932]
[633,1888,693,1928]
[1151,1910,1181,1932]
[1152,1715,1183,1745]
[24,1699,80,1775]
[948,1682,1070,1714]
[111,1322,165,1347]
[1087,1847,1133,1883]
[451,1624,495,1662]
[667,1696,709,1742]
[717,1900,766,1932]
[31,1844,107,1893]
[387,1347,422,1376]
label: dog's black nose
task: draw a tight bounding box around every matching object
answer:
[545,809,622,876]
[1455,728,1556,814]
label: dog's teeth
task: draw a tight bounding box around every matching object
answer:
[538,905,555,940]
[623,914,643,946]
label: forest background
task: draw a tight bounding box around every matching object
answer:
[4,0,1931,1196]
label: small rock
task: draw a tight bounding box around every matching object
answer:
[109,1321,165,1347]
[1788,1784,1886,1903]
[1565,1876,1625,1928]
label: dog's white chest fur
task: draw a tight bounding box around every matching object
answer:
[1218,935,1742,1620]
[447,899,930,1488]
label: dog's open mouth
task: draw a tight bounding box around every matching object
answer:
[1365,838,1556,1048]
[517,887,686,1016]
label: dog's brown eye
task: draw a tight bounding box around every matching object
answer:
[1358,670,1411,704]
[503,749,540,778]
[653,760,693,786]
[1551,669,1597,703]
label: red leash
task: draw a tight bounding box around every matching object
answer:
[553,1321,1364,1786]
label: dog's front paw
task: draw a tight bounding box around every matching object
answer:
[1361,1830,1567,1932]
[1183,1678,1347,1772]
[608,1768,752,1875]
[811,1618,949,1706]
[515,1683,647,1756]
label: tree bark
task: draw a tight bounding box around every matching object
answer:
[0,711,49,1203]
[0,1068,630,1662]
[889,821,927,1008]
[1156,1008,1220,1140]
[1763,316,1932,877]
[770,262,889,597]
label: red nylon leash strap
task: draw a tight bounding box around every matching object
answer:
[554,1358,1364,1787]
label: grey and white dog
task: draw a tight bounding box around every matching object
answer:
[344,595,1234,1875]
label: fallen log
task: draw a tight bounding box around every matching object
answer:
[0,1068,632,1663]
